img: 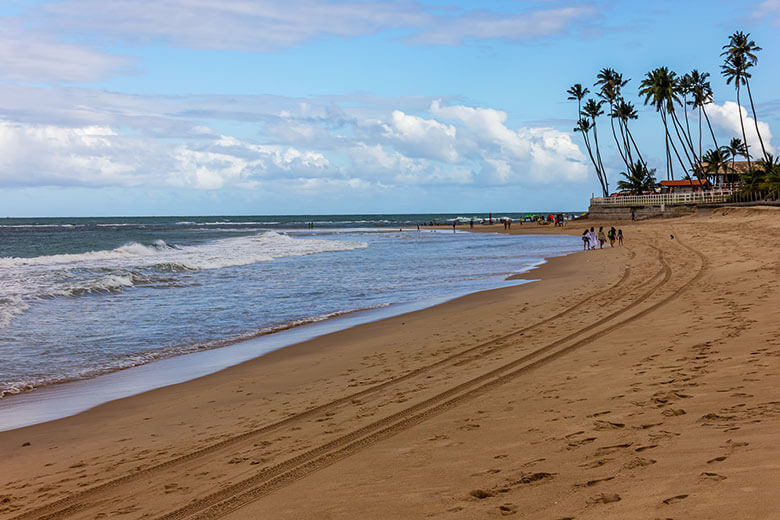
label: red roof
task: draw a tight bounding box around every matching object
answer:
[659,179,709,187]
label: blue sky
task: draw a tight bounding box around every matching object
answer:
[0,0,778,216]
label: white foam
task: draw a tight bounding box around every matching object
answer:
[0,231,367,328]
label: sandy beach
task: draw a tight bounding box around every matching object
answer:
[1,207,779,519]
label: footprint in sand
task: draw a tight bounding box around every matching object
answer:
[470,489,494,499]
[623,457,656,469]
[499,503,518,516]
[662,494,689,504]
[589,492,621,504]
[700,472,727,481]
[707,456,727,464]
[634,444,658,452]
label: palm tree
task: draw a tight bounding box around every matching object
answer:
[613,99,645,167]
[722,31,768,162]
[617,160,657,194]
[573,118,607,196]
[721,53,753,170]
[595,68,631,171]
[679,73,699,165]
[568,84,608,197]
[756,154,780,197]
[741,167,764,195]
[639,67,687,179]
[727,137,746,174]
[582,98,609,196]
[689,70,718,155]
[566,83,590,118]
[701,147,732,184]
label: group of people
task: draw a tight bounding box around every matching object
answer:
[582,226,623,250]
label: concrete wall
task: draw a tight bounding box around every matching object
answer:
[587,204,697,220]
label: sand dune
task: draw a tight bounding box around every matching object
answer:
[1,207,778,519]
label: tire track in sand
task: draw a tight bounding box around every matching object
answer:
[152,242,696,520]
[12,247,658,520]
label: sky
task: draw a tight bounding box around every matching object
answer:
[0,0,778,216]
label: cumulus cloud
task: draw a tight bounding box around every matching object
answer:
[707,101,775,155]
[0,86,590,193]
[430,100,589,183]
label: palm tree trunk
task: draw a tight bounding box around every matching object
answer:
[670,110,696,172]
[619,119,633,165]
[580,130,607,196]
[591,119,609,195]
[609,107,629,170]
[745,79,769,161]
[736,85,752,171]
[698,106,702,158]
[702,105,719,150]
[664,111,688,176]
[626,126,646,167]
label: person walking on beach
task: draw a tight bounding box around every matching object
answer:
[588,227,598,250]
[618,229,623,246]
[597,226,607,249]
[582,229,590,250]
[608,226,616,247]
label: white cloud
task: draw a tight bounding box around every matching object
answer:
[0,86,591,193]
[431,100,589,183]
[39,0,432,51]
[707,101,775,156]
[406,6,597,45]
[753,0,780,26]
[0,20,128,82]
[29,0,597,54]
[380,110,458,162]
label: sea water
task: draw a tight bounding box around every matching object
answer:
[0,214,580,408]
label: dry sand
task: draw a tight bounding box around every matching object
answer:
[1,206,779,519]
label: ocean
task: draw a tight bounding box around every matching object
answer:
[0,214,580,425]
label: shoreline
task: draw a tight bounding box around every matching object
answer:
[0,231,572,431]
[2,208,778,519]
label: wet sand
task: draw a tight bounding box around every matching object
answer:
[1,206,779,519]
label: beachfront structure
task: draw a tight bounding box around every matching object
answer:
[658,179,711,193]
[589,182,741,219]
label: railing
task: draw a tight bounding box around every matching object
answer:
[590,187,738,207]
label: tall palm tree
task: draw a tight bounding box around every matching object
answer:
[639,67,687,179]
[595,68,631,171]
[722,31,768,162]
[582,98,609,196]
[613,99,645,167]
[566,83,589,118]
[721,53,753,170]
[689,70,718,155]
[678,73,701,170]
[573,118,607,196]
[568,84,609,197]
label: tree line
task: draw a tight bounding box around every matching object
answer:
[568,31,779,199]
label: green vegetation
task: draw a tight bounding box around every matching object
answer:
[567,30,777,202]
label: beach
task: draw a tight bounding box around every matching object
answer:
[1,207,779,519]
